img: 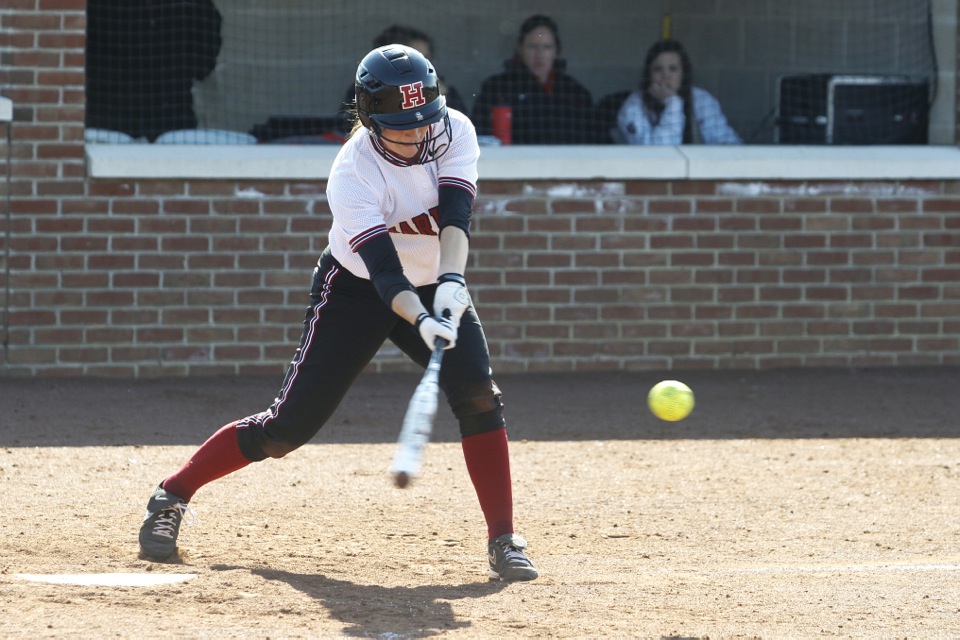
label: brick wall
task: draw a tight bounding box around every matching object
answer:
[4,174,959,377]
[471,179,960,373]
[0,3,959,378]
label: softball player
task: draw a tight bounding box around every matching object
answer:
[138,44,538,582]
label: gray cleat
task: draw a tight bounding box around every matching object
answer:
[488,533,539,582]
[138,484,195,561]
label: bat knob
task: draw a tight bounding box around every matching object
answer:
[394,472,411,489]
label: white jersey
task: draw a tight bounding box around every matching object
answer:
[325,109,479,287]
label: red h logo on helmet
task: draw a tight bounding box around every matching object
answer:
[400,81,426,109]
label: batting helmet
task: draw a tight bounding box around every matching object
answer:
[355,44,451,164]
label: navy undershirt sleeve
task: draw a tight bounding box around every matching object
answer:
[438,185,473,238]
[355,233,415,307]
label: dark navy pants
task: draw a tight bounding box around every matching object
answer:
[236,248,504,461]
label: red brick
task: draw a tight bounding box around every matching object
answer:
[649,199,692,214]
[736,199,780,213]
[575,216,620,232]
[876,199,919,213]
[113,200,161,215]
[528,252,573,268]
[89,255,135,270]
[504,234,548,250]
[503,199,547,215]
[829,198,874,213]
[922,268,960,281]
[760,216,802,231]
[923,232,960,247]
[922,198,960,213]
[552,199,596,214]
[783,233,828,249]
[650,235,694,249]
[783,198,827,213]
[624,181,669,196]
[672,181,717,196]
[695,199,735,213]
[112,236,159,251]
[36,218,83,233]
[60,310,109,325]
[139,182,188,197]
[114,273,160,288]
[505,270,551,285]
[830,234,873,248]
[901,215,944,230]
[477,216,524,232]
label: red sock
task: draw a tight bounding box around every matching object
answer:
[161,421,251,503]
[461,429,514,541]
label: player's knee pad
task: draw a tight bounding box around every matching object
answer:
[447,378,504,435]
[451,390,504,438]
[242,432,303,460]
[458,407,505,438]
[236,415,309,461]
[259,437,299,459]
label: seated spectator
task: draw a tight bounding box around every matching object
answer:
[471,14,601,144]
[85,0,223,142]
[341,24,468,117]
[618,39,741,145]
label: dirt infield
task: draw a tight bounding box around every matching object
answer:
[2,366,960,638]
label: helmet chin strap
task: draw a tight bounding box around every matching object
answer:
[385,139,426,162]
[424,135,448,160]
[369,116,452,167]
[370,131,427,167]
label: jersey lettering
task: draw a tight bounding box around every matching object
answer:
[410,212,437,236]
[394,220,417,235]
[389,210,438,236]
[400,81,426,109]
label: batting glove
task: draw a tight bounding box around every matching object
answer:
[433,273,471,331]
[415,312,457,350]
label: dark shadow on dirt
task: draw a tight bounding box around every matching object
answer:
[1,366,958,446]
[208,564,508,638]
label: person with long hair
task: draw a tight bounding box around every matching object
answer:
[341,24,468,116]
[137,44,538,583]
[85,0,222,142]
[471,14,601,144]
[617,39,740,145]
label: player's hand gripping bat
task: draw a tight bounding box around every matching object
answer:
[391,338,447,488]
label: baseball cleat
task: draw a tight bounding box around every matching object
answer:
[138,484,195,561]
[488,533,539,582]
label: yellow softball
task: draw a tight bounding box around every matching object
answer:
[647,380,695,422]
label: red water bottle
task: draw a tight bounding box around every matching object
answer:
[491,105,512,145]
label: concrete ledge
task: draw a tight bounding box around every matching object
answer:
[476,145,688,179]
[680,145,960,180]
[86,144,337,180]
[85,143,960,181]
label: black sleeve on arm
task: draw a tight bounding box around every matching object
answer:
[355,233,416,307]
[438,184,474,238]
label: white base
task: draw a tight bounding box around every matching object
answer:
[15,573,196,586]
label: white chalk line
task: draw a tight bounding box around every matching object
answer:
[656,562,960,576]
[13,562,960,587]
[14,573,196,586]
